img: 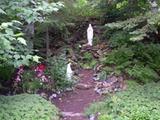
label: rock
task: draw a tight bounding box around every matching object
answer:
[94,75,126,95]
[61,112,82,117]
[39,92,48,99]
[89,114,95,120]
[75,83,93,90]
[49,93,57,101]
[66,87,73,92]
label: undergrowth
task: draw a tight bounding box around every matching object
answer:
[80,52,97,69]
[85,81,160,120]
[102,42,160,83]
[46,55,74,90]
[0,94,59,120]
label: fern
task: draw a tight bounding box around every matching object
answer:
[126,65,159,83]
[105,12,160,41]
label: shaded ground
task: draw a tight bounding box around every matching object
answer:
[53,69,103,120]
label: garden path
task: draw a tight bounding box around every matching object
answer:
[53,69,103,120]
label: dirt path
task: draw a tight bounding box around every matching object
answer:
[53,69,102,120]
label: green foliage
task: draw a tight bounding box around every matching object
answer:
[98,0,149,22]
[80,52,97,69]
[102,43,160,83]
[133,43,160,70]
[126,65,159,83]
[85,81,160,120]
[83,52,93,61]
[62,0,101,21]
[0,94,59,120]
[103,46,134,67]
[108,31,131,48]
[0,20,38,67]
[0,65,15,81]
[105,12,160,41]
[21,71,43,93]
[0,0,64,23]
[46,55,73,90]
[98,114,112,120]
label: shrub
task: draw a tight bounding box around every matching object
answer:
[108,31,131,48]
[102,43,160,83]
[103,46,134,65]
[0,65,15,81]
[0,94,59,120]
[126,65,159,83]
[133,43,160,70]
[85,81,160,120]
[46,56,74,90]
[21,71,43,93]
[80,52,97,69]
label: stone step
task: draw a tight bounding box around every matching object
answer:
[61,112,83,117]
[75,83,93,90]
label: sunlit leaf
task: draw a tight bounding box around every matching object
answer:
[17,37,27,45]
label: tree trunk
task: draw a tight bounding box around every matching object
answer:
[24,22,35,49]
[46,27,50,58]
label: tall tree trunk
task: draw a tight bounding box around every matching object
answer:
[46,27,50,58]
[45,0,50,58]
[24,22,35,49]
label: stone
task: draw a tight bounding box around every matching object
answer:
[75,83,93,90]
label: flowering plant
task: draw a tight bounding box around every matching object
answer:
[33,64,50,83]
[13,64,52,93]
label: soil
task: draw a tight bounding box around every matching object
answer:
[53,69,103,120]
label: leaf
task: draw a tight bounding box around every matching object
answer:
[32,55,41,63]
[1,22,13,28]
[14,55,20,60]
[14,33,24,37]
[17,37,27,45]
[5,29,14,35]
[0,8,6,14]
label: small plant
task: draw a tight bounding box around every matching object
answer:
[85,81,160,120]
[0,94,59,120]
[101,43,160,83]
[13,64,53,93]
[126,65,159,83]
[98,114,113,120]
[80,52,97,69]
[46,56,74,90]
[108,31,131,48]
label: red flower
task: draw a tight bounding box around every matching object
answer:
[35,64,46,72]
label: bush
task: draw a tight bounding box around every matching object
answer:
[0,65,15,81]
[80,52,97,69]
[21,70,43,93]
[133,43,160,70]
[102,43,160,83]
[0,94,59,120]
[85,81,160,120]
[104,46,134,65]
[108,31,131,48]
[126,65,159,83]
[46,56,74,90]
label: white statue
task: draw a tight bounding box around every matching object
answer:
[87,24,93,46]
[66,62,73,81]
